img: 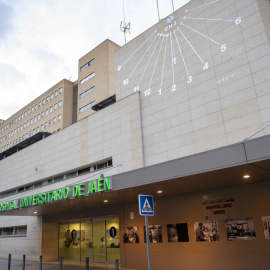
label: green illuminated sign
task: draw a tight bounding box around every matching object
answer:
[0,177,112,212]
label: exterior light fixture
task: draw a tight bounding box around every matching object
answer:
[104,200,108,203]
[157,190,163,194]
[34,212,37,214]
[243,175,250,179]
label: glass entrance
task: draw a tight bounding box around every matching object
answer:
[59,218,120,263]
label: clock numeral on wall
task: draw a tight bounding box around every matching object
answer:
[123,79,129,86]
[203,62,209,70]
[117,66,122,71]
[134,86,139,92]
[187,76,192,84]
[235,17,241,25]
[221,44,227,52]
[144,89,151,96]
[172,84,176,92]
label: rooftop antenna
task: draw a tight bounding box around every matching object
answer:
[156,0,161,21]
[120,0,130,44]
[171,0,175,12]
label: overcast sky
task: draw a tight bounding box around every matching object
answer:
[0,0,189,120]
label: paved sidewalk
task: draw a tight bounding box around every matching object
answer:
[0,260,139,270]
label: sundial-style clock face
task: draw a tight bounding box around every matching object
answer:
[117,0,242,98]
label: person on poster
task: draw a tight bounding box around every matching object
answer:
[196,223,207,241]
[123,227,139,243]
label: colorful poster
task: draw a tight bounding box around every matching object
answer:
[202,198,236,220]
[194,221,219,242]
[144,225,162,243]
[225,218,256,241]
[262,216,270,239]
[123,227,139,243]
[167,223,189,242]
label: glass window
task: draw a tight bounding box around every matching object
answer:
[80,86,95,99]
[15,118,17,123]
[54,103,57,110]
[37,127,39,133]
[30,119,33,124]
[18,116,20,121]
[27,121,29,127]
[45,122,47,129]
[50,106,53,113]
[24,112,27,117]
[38,114,40,120]
[80,58,95,71]
[38,102,41,107]
[58,114,61,121]
[53,117,56,124]
[46,96,49,102]
[34,116,37,122]
[59,100,62,107]
[59,87,63,94]
[42,99,45,105]
[32,107,34,112]
[21,114,24,119]
[51,93,54,99]
[40,125,43,131]
[55,90,58,97]
[79,101,95,113]
[35,104,38,110]
[28,109,30,114]
[41,112,44,118]
[46,109,48,115]
[23,123,26,128]
[80,72,95,84]
[49,120,52,126]
[33,129,35,135]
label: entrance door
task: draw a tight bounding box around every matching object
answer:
[58,218,120,263]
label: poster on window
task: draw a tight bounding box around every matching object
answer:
[262,216,270,239]
[225,218,256,241]
[144,225,162,243]
[194,221,219,241]
[167,223,189,242]
[123,227,139,243]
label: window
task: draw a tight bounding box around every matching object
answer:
[49,120,52,126]
[45,122,48,129]
[58,114,61,121]
[30,119,33,125]
[37,127,39,133]
[80,58,95,71]
[46,109,48,115]
[59,100,62,107]
[29,131,32,137]
[38,102,41,108]
[80,86,95,99]
[26,133,28,139]
[27,121,29,127]
[51,93,53,100]
[53,117,56,124]
[55,90,58,97]
[24,112,27,117]
[50,106,53,113]
[33,129,35,135]
[15,118,17,123]
[80,72,95,84]
[28,109,30,114]
[11,131,13,136]
[35,104,38,110]
[46,96,49,102]
[79,101,95,113]
[34,116,37,123]
[59,87,62,94]
[0,226,27,237]
[14,129,16,135]
[20,125,23,131]
[40,125,43,131]
[38,114,41,120]
[42,99,45,105]
[18,116,21,121]
[21,114,24,119]
[17,127,19,133]
[54,103,57,110]
[32,107,34,112]
[41,112,44,118]
[23,123,26,128]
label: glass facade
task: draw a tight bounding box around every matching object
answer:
[59,218,120,262]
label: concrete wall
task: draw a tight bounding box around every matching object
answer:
[115,0,270,166]
[120,181,270,270]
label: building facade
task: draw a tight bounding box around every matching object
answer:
[0,0,270,269]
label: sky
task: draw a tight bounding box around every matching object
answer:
[0,0,189,121]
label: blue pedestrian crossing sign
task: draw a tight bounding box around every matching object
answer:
[138,194,154,216]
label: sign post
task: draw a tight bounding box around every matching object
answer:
[138,194,154,270]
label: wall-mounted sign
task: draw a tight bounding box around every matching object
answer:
[0,177,112,213]
[202,198,236,220]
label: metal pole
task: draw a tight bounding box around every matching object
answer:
[86,257,89,270]
[59,257,63,270]
[115,259,119,270]
[8,254,11,270]
[171,0,175,11]
[22,255,25,270]
[156,0,160,21]
[39,255,42,270]
[145,216,151,270]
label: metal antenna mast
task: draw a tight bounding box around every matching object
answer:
[171,0,175,12]
[120,0,131,44]
[156,0,161,21]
